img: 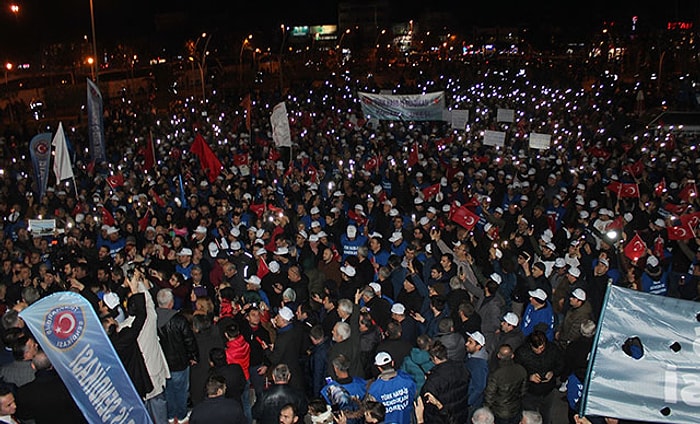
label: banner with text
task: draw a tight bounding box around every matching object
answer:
[29,133,52,200]
[87,78,107,163]
[359,91,446,121]
[19,291,152,424]
[271,102,292,147]
[580,285,700,423]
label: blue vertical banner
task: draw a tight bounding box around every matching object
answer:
[87,78,107,163]
[29,132,52,200]
[19,291,152,424]
[580,285,700,423]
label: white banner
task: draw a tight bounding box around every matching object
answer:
[529,132,552,150]
[497,108,515,123]
[450,109,469,130]
[483,130,506,147]
[271,102,292,147]
[358,91,446,121]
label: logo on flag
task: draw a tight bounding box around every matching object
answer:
[45,305,85,349]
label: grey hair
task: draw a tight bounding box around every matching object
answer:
[521,410,543,424]
[156,288,174,307]
[471,407,495,424]
[334,321,351,341]
[337,298,354,316]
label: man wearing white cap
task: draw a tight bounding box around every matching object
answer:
[339,224,367,262]
[491,312,525,367]
[465,331,489,416]
[556,288,593,346]
[175,247,194,279]
[521,288,555,341]
[367,351,416,424]
[265,306,305,391]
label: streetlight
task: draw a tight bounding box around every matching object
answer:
[279,25,286,92]
[86,57,95,80]
[4,62,12,87]
[337,28,350,50]
[189,33,212,102]
[88,0,99,82]
[239,34,252,86]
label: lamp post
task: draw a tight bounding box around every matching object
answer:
[4,63,11,88]
[189,33,211,102]
[279,25,286,92]
[86,57,95,81]
[239,34,252,87]
[337,28,350,50]
[88,0,99,82]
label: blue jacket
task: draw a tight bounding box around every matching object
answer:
[400,348,434,395]
[368,370,416,424]
[465,348,489,409]
[521,301,556,341]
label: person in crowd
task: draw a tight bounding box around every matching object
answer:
[367,352,416,424]
[188,374,246,424]
[419,340,470,424]
[253,363,308,424]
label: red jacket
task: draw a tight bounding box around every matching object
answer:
[225,335,251,380]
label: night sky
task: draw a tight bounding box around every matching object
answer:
[1,1,697,58]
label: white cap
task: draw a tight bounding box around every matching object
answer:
[298,230,308,240]
[106,226,119,235]
[568,267,581,278]
[571,288,587,301]
[310,221,321,228]
[388,232,403,243]
[273,246,289,256]
[195,225,208,234]
[544,242,556,252]
[654,219,666,228]
[374,351,393,366]
[246,275,262,286]
[467,331,485,346]
[418,216,430,226]
[528,288,547,301]
[484,223,493,232]
[310,206,320,215]
[490,273,502,285]
[502,312,519,326]
[555,258,567,268]
[391,303,406,315]
[230,227,241,237]
[230,241,242,251]
[340,265,356,277]
[369,282,381,294]
[103,292,120,309]
[347,225,357,238]
[278,306,294,321]
[268,261,280,273]
[178,248,193,256]
[389,208,399,217]
[309,234,320,242]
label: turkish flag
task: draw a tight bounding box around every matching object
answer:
[233,153,250,167]
[240,94,252,132]
[588,146,611,160]
[138,210,150,232]
[449,204,480,231]
[148,189,165,208]
[306,164,319,183]
[679,211,700,229]
[268,148,281,162]
[654,178,666,198]
[101,207,115,227]
[678,182,698,203]
[607,181,639,198]
[623,159,644,178]
[667,222,695,240]
[434,134,454,151]
[654,235,665,259]
[664,202,689,215]
[256,257,269,279]
[106,173,125,189]
[249,203,266,218]
[141,133,156,172]
[190,134,223,182]
[623,233,647,261]
[364,155,381,172]
[608,215,625,231]
[348,210,368,227]
[422,183,441,201]
[408,142,419,167]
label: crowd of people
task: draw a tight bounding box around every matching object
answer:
[0,55,695,424]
